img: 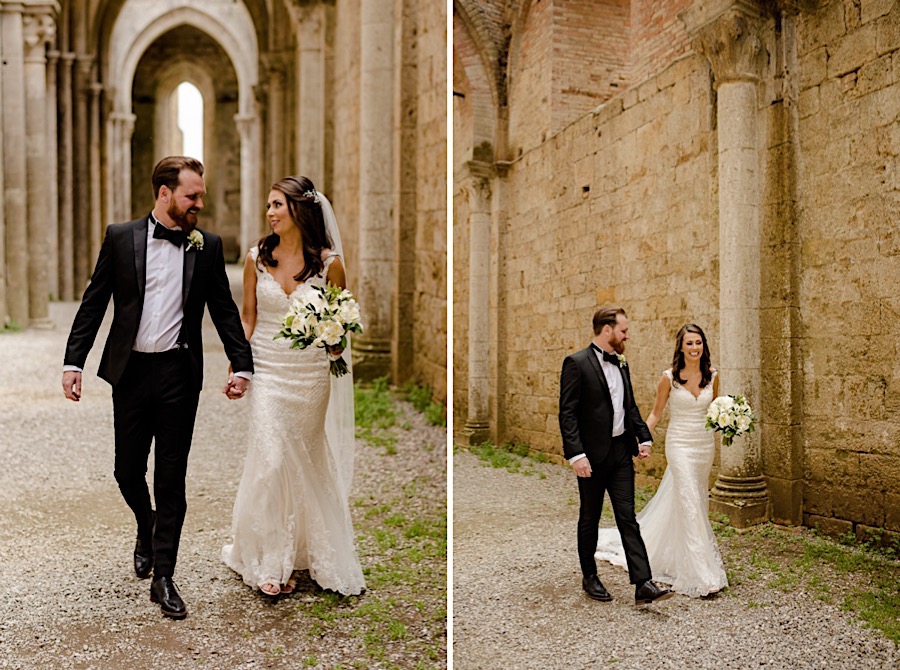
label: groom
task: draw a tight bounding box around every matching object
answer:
[62,156,253,619]
[559,306,672,605]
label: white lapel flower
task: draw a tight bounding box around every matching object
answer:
[186,229,204,251]
[615,353,627,368]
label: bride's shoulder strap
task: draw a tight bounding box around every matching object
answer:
[663,368,674,384]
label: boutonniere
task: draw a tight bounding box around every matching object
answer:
[616,353,627,368]
[186,229,204,251]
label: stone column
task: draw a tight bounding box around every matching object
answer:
[109,112,136,223]
[2,2,30,328]
[235,113,262,255]
[355,0,395,380]
[263,54,287,187]
[457,163,493,446]
[45,48,59,300]
[58,52,75,301]
[682,0,768,527]
[72,55,93,292]
[23,6,56,328]
[89,82,103,265]
[390,0,417,386]
[290,2,325,186]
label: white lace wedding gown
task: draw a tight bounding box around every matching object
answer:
[595,369,727,597]
[222,249,365,595]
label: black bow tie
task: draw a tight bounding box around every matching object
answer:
[153,222,186,247]
[593,346,619,365]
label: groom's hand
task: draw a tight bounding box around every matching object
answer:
[637,443,651,460]
[572,458,592,478]
[62,371,82,402]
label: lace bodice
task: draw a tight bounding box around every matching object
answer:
[664,369,716,430]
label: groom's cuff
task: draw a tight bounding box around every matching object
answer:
[63,365,83,373]
[569,453,587,465]
[233,371,253,381]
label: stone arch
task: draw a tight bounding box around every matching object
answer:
[103,1,260,254]
[453,9,498,164]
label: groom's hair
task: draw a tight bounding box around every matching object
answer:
[592,306,626,335]
[152,156,205,199]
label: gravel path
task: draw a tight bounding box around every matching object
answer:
[0,269,446,670]
[452,451,898,669]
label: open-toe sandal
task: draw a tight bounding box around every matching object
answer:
[258,580,281,597]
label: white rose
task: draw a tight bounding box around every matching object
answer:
[717,414,732,429]
[736,415,752,432]
[338,300,360,325]
[315,319,345,346]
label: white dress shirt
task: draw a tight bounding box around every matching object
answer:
[133,215,185,352]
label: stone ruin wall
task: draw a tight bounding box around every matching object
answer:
[454,0,900,537]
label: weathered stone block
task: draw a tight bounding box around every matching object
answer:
[875,6,900,54]
[803,513,853,537]
[768,477,803,526]
[799,47,828,91]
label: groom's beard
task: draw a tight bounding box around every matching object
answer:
[610,339,626,355]
[168,200,199,232]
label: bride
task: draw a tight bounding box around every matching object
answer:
[222,175,365,597]
[595,324,728,598]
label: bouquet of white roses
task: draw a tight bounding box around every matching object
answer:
[274,283,362,377]
[705,395,757,446]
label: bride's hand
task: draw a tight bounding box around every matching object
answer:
[327,344,345,358]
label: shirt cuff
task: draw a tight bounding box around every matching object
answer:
[639,442,652,448]
[63,365,83,373]
[569,453,587,465]
[233,371,253,381]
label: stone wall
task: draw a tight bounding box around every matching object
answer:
[413,0,448,401]
[794,0,900,538]
[454,0,900,536]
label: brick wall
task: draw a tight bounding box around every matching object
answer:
[629,0,695,85]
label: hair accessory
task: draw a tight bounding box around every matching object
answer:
[302,189,320,203]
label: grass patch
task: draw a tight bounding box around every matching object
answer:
[466,440,552,476]
[401,381,446,427]
[355,377,398,454]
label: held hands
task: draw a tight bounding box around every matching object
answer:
[62,371,82,401]
[223,372,250,400]
[637,443,651,460]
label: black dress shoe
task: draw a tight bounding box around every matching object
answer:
[634,580,674,605]
[582,575,613,602]
[150,576,187,619]
[133,536,153,579]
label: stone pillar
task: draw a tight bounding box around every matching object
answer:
[355,0,395,380]
[390,0,417,386]
[2,2,30,328]
[58,52,75,301]
[89,82,103,265]
[682,0,768,527]
[23,6,56,328]
[291,2,325,186]
[235,113,262,255]
[109,112,136,223]
[457,163,493,446]
[263,54,287,187]
[45,48,59,300]
[72,55,93,292]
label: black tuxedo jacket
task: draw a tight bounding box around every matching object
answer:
[558,345,652,464]
[64,215,253,391]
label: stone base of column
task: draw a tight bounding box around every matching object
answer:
[29,317,54,330]
[352,337,392,382]
[709,474,769,528]
[456,421,490,447]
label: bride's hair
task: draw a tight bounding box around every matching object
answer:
[257,175,333,282]
[671,324,713,388]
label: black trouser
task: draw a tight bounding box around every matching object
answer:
[577,434,651,585]
[112,350,199,578]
